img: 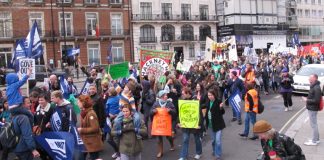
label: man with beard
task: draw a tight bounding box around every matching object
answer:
[88,84,106,130]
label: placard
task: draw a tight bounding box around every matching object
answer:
[178,100,200,128]
[151,108,172,136]
[19,58,35,80]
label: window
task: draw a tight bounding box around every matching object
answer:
[57,0,72,3]
[181,4,191,20]
[199,5,208,20]
[111,14,122,35]
[297,0,301,3]
[305,9,310,17]
[312,0,315,4]
[162,45,169,51]
[161,3,172,20]
[86,13,98,36]
[319,0,322,4]
[189,44,195,58]
[297,9,303,16]
[199,25,211,41]
[110,0,122,4]
[161,24,175,42]
[140,2,152,20]
[0,47,12,68]
[87,43,100,65]
[319,10,323,17]
[59,12,73,37]
[304,0,308,3]
[0,12,12,38]
[181,24,194,41]
[111,43,124,63]
[85,0,98,4]
[140,25,155,43]
[312,10,317,17]
[29,0,43,3]
[29,12,44,36]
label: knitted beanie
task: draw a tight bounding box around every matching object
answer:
[253,120,272,133]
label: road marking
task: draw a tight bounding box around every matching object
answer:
[279,106,306,133]
[304,117,309,123]
[274,95,281,99]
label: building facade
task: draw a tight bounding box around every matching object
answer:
[0,0,132,68]
[296,0,324,44]
[216,0,297,54]
[131,0,217,62]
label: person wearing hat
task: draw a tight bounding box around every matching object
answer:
[150,90,176,158]
[253,120,305,160]
[279,68,294,112]
[241,62,256,85]
[226,70,245,125]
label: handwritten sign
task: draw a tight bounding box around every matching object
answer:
[151,108,172,136]
[178,100,200,128]
[19,58,35,80]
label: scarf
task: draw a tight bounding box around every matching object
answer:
[158,99,167,108]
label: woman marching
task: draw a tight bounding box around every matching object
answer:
[178,87,203,160]
[77,95,104,160]
[206,88,226,160]
[151,90,176,158]
[280,68,294,112]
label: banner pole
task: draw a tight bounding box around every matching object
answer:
[26,80,29,97]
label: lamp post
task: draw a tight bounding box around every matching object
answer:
[50,0,56,68]
[61,0,67,69]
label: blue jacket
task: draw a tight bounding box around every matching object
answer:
[6,73,29,106]
[106,95,120,116]
[11,107,36,153]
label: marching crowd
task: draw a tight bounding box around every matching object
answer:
[0,52,323,160]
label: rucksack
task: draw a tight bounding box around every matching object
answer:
[0,117,19,149]
[258,99,264,114]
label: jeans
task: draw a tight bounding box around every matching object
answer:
[308,110,319,142]
[15,151,33,160]
[79,152,99,160]
[180,130,202,158]
[210,130,222,158]
[114,109,141,135]
[231,103,241,121]
[120,153,141,160]
[243,112,257,136]
[282,92,292,107]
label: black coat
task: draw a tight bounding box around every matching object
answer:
[306,81,322,111]
[206,99,225,132]
[90,94,106,128]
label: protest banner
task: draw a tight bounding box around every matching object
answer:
[151,108,172,136]
[140,49,173,79]
[106,61,130,80]
[178,100,200,128]
[19,58,35,79]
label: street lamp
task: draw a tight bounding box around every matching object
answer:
[61,0,67,69]
[50,0,56,68]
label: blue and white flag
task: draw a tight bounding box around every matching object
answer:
[229,91,242,115]
[67,48,80,57]
[25,21,43,59]
[35,132,74,160]
[59,76,70,99]
[68,109,86,151]
[79,79,92,95]
[10,39,27,70]
[292,33,300,47]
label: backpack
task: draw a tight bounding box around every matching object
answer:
[258,98,264,114]
[319,96,323,111]
[0,117,19,149]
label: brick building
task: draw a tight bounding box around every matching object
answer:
[0,0,132,68]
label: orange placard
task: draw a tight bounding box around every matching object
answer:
[151,108,172,136]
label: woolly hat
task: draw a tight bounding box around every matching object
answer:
[157,90,168,98]
[253,120,272,133]
[231,70,238,77]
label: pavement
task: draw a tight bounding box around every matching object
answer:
[285,105,324,160]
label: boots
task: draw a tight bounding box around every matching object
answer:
[156,141,163,158]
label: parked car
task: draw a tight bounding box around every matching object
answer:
[35,65,65,82]
[292,64,324,95]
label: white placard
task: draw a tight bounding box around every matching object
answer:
[19,59,35,80]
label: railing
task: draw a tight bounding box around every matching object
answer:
[109,0,122,5]
[140,37,157,43]
[161,35,175,42]
[0,29,130,39]
[132,14,217,21]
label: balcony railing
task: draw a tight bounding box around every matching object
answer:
[109,0,122,6]
[140,37,157,43]
[132,14,217,21]
[0,29,130,39]
[161,35,175,42]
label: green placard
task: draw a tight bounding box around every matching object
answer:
[106,62,129,80]
[178,100,200,128]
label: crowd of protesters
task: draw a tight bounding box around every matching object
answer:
[0,52,323,160]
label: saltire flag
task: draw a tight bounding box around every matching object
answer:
[68,109,86,151]
[35,132,74,160]
[292,33,301,47]
[59,75,70,99]
[10,39,27,70]
[229,90,242,116]
[25,21,43,59]
[67,48,80,57]
[79,79,92,95]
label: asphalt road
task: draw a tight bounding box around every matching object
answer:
[0,81,306,160]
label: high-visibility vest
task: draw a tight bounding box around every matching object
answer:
[244,89,258,113]
[245,71,255,84]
